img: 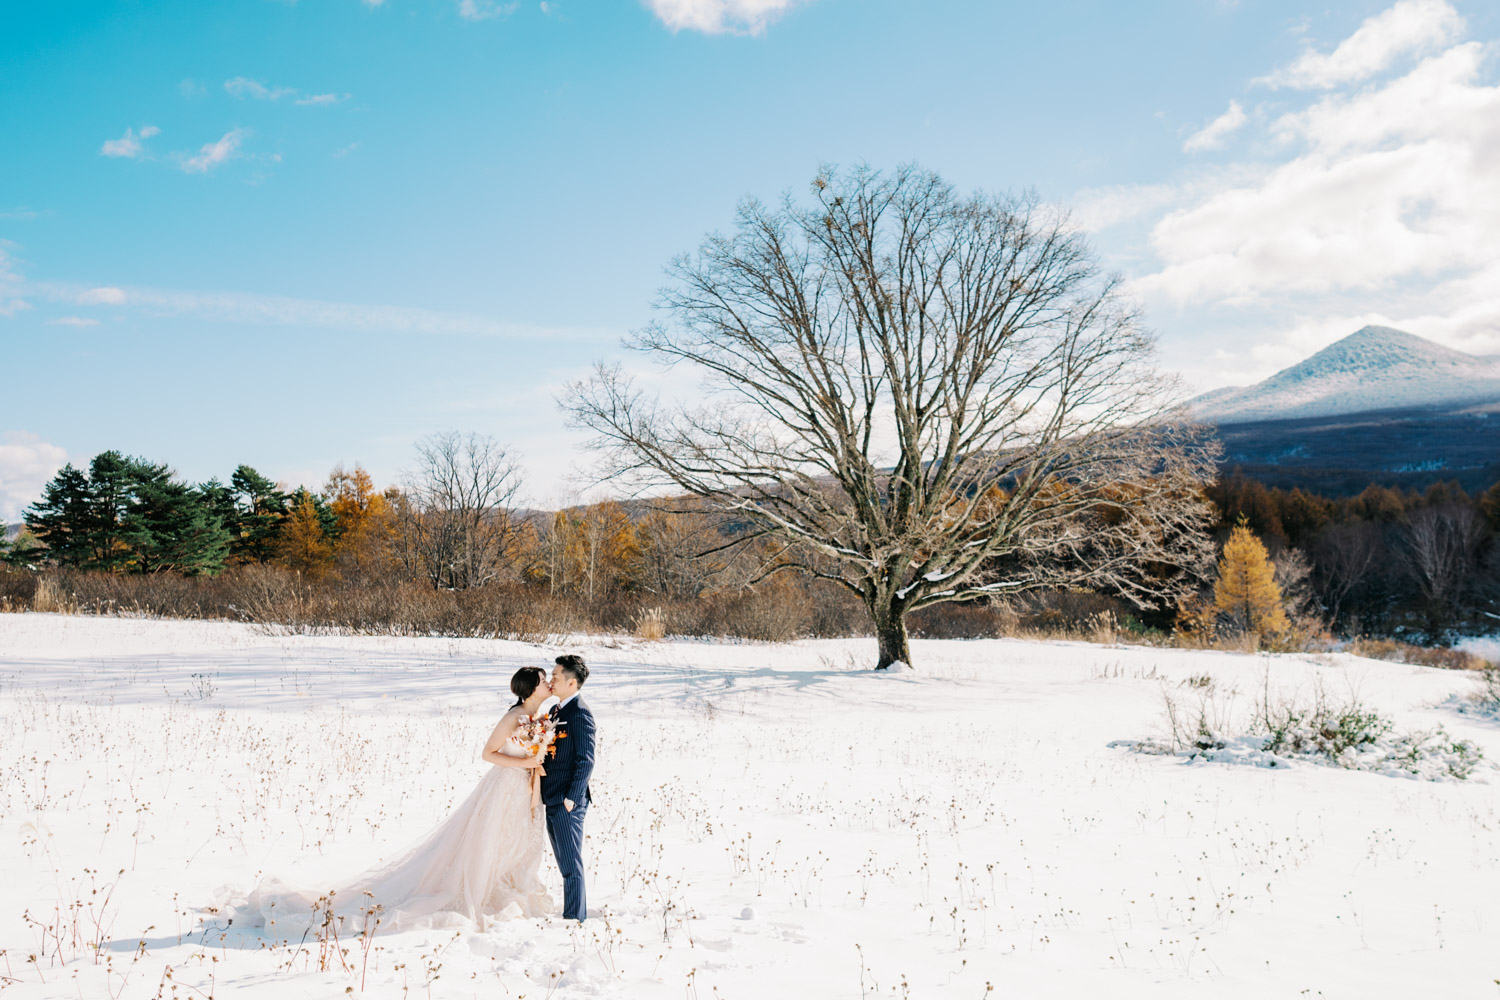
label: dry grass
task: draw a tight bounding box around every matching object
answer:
[1349,638,1493,671]
[633,607,666,641]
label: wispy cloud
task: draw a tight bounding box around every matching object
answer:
[0,432,69,523]
[225,77,349,106]
[0,246,30,317]
[100,125,160,159]
[645,0,799,35]
[77,286,127,305]
[47,316,100,327]
[1182,100,1246,152]
[1256,0,1465,89]
[178,129,248,174]
[42,281,610,341]
[0,208,42,221]
[458,0,519,20]
[224,77,296,101]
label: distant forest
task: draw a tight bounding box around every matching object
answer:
[3,442,1499,646]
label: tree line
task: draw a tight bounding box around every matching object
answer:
[1206,475,1500,638]
[1,433,754,609]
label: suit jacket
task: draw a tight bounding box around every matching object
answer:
[540,695,595,807]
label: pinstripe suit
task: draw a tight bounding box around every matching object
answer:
[541,694,594,920]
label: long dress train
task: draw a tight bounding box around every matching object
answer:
[217,728,554,934]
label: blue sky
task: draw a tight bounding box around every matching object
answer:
[4,0,1499,518]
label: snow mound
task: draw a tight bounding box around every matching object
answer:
[1117,726,1488,782]
[1190,325,1500,423]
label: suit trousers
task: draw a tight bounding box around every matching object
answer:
[545,801,588,921]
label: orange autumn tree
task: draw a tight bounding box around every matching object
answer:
[323,463,395,580]
[558,500,641,602]
[1213,519,1289,643]
[276,489,334,577]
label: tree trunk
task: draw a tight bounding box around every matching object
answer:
[873,604,911,670]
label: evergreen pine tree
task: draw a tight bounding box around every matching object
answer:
[84,451,141,571]
[128,475,232,575]
[1213,519,1290,642]
[24,463,96,567]
[229,465,288,563]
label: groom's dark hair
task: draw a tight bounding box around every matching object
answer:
[555,654,588,687]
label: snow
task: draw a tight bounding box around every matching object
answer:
[1455,634,1500,664]
[2,613,1499,998]
[1189,325,1500,423]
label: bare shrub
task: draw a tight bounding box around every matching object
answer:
[908,601,1017,640]
[0,567,37,611]
[1251,678,1390,758]
[1161,684,1235,753]
[1473,666,1500,710]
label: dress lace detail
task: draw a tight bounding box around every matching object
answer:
[220,727,554,933]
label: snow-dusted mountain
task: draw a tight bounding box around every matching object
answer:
[1190,326,1500,424]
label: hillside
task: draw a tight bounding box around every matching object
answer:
[1192,326,1500,424]
[1191,327,1500,493]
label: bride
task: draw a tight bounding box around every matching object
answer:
[221,667,557,933]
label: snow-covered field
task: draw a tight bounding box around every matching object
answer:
[2,613,1498,999]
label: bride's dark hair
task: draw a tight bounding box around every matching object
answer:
[510,666,546,708]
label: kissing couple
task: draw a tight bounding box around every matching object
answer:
[226,654,597,931]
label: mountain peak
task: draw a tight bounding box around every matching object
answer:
[1191,326,1500,424]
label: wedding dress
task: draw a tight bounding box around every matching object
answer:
[219,721,554,934]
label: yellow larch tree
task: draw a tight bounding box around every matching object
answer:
[1213,519,1289,643]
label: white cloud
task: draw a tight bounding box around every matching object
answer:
[458,0,519,20]
[100,125,161,159]
[645,0,798,35]
[47,316,99,327]
[0,246,30,317]
[78,286,127,305]
[1182,100,1247,152]
[38,281,609,341]
[179,129,248,174]
[225,77,349,106]
[1136,39,1500,307]
[1257,0,1465,89]
[224,77,296,101]
[0,432,69,523]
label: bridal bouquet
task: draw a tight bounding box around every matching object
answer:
[519,714,562,816]
[518,713,560,760]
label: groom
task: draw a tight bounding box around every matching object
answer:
[543,654,595,922]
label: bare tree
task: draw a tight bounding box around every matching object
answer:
[635,503,734,600]
[1311,520,1381,627]
[398,431,523,590]
[565,164,1218,668]
[1399,503,1486,635]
